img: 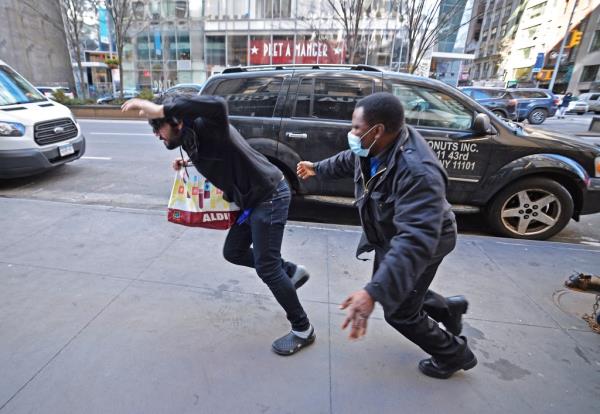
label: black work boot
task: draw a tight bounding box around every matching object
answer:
[442,295,469,336]
[418,337,477,379]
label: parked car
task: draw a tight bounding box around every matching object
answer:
[36,86,75,100]
[566,99,589,115]
[459,87,517,119]
[0,60,85,178]
[577,92,600,113]
[161,83,204,99]
[199,64,600,240]
[507,88,559,124]
[96,89,140,104]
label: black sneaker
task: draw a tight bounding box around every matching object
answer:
[290,265,310,289]
[272,328,316,356]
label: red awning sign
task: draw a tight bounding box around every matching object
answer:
[250,40,344,65]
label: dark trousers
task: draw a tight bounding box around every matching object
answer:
[374,224,465,362]
[222,180,310,332]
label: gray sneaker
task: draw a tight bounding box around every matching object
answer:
[290,265,310,289]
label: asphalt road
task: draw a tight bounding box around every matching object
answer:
[0,118,599,246]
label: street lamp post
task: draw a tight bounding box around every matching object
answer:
[548,0,578,92]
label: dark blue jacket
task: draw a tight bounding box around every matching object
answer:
[314,126,456,309]
[560,95,573,107]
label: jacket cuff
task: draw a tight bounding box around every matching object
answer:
[364,281,383,304]
[313,161,322,176]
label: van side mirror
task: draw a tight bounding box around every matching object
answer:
[473,113,492,135]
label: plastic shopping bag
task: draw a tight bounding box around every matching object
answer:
[167,169,239,229]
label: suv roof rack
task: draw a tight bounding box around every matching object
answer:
[221,64,382,74]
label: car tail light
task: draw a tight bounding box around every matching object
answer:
[508,99,518,107]
[553,97,560,105]
[595,157,600,177]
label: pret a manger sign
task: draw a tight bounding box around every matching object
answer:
[250,40,345,65]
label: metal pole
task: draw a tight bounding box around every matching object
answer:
[549,0,578,92]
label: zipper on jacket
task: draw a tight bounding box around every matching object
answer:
[354,167,388,206]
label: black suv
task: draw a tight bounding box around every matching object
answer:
[201,64,600,240]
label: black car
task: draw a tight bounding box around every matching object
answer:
[161,83,204,99]
[201,64,600,240]
[459,87,517,120]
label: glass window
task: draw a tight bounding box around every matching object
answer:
[228,35,248,66]
[510,91,548,99]
[0,65,46,106]
[471,89,505,99]
[590,30,600,52]
[581,65,600,82]
[528,2,546,19]
[213,77,282,117]
[294,78,373,121]
[391,83,473,130]
[206,36,226,65]
[255,0,291,18]
[177,30,190,60]
[136,32,150,60]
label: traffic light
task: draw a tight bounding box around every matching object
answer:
[569,30,583,48]
[536,69,553,81]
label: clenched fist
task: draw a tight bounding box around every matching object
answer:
[297,161,316,180]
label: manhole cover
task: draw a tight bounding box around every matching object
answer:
[553,289,597,322]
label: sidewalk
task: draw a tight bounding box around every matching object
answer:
[0,197,598,414]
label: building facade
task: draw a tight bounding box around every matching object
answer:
[0,0,75,90]
[108,0,475,92]
[466,0,600,91]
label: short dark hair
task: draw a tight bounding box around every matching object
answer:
[148,95,181,132]
[355,92,405,133]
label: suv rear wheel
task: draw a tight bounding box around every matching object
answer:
[486,177,574,240]
[528,108,547,124]
[492,109,505,118]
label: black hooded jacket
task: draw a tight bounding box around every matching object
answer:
[163,95,283,210]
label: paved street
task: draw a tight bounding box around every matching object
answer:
[1,118,599,246]
[0,117,599,413]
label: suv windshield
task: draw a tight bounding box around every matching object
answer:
[0,65,47,106]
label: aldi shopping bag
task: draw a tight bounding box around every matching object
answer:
[167,169,239,229]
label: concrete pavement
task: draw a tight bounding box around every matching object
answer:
[0,197,599,414]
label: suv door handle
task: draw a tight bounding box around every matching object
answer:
[286,132,308,139]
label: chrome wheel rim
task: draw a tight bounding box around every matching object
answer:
[500,189,561,236]
[531,111,545,123]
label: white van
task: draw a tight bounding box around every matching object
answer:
[0,59,85,178]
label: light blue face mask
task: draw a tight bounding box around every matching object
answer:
[347,125,378,157]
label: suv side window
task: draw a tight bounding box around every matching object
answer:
[511,91,547,99]
[294,77,373,120]
[212,77,282,117]
[391,83,473,130]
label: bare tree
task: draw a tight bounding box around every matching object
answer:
[400,0,479,74]
[61,0,99,98]
[326,0,371,64]
[105,0,136,99]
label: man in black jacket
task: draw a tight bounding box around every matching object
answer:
[297,93,476,378]
[122,95,315,355]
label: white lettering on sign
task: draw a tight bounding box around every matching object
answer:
[427,140,479,172]
[203,212,229,222]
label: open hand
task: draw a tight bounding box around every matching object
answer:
[297,161,316,180]
[340,289,375,340]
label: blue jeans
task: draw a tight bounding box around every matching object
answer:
[223,180,310,331]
